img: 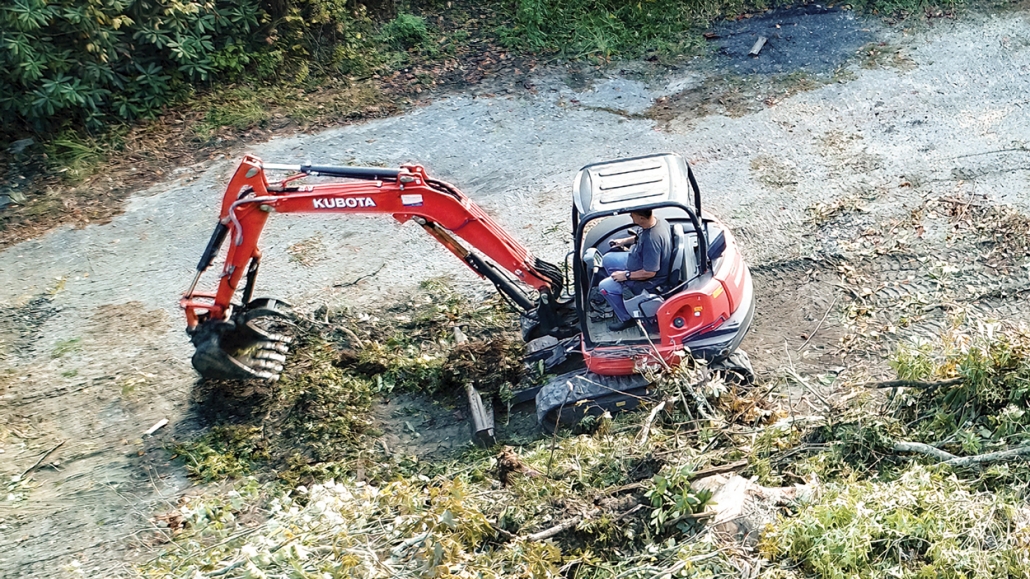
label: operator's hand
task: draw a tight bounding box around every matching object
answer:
[609,236,634,249]
[613,271,630,282]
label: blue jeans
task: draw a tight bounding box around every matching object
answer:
[598,251,631,322]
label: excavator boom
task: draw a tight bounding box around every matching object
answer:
[182,155,568,381]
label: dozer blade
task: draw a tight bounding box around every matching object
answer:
[190,299,294,381]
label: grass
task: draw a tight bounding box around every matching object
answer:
[50,337,81,358]
[504,0,731,61]
[193,92,271,141]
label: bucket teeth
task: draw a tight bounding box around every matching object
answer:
[190,300,294,381]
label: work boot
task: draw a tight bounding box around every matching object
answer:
[607,319,635,332]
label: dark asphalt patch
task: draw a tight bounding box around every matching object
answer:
[712,4,880,75]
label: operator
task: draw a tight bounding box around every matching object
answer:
[598,209,673,332]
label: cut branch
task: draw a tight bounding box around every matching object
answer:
[861,377,963,389]
[944,445,1030,467]
[894,441,1030,467]
[893,441,958,462]
[635,399,668,446]
[691,460,748,480]
[526,512,591,542]
[333,263,385,288]
[20,440,66,478]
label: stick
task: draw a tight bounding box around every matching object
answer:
[144,418,168,436]
[944,445,1030,467]
[390,532,429,557]
[547,382,574,476]
[602,460,748,498]
[491,524,516,541]
[895,441,1030,467]
[21,440,66,478]
[785,369,833,411]
[892,441,957,462]
[691,460,748,479]
[333,263,385,288]
[638,320,672,371]
[861,377,963,389]
[207,561,244,577]
[797,295,838,352]
[526,512,592,542]
[635,400,667,446]
[612,503,645,522]
[338,325,364,349]
[662,510,716,530]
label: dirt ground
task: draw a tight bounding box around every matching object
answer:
[2,6,1030,577]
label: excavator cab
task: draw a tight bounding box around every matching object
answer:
[531,155,755,427]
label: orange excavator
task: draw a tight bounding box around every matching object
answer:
[182,153,755,428]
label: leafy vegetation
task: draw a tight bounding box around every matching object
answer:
[890,322,1030,460]
[761,465,1030,579]
[145,289,1030,579]
[0,0,420,134]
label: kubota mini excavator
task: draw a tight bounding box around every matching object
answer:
[181,153,755,427]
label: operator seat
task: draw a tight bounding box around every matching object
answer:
[665,224,687,291]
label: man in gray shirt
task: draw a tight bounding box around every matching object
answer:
[598,209,673,331]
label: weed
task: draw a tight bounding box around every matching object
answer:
[193,88,272,140]
[507,0,718,60]
[849,0,963,17]
[44,132,106,181]
[174,425,269,481]
[51,337,81,358]
[377,14,432,51]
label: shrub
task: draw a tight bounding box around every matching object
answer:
[0,0,390,134]
[376,12,429,50]
[0,0,267,132]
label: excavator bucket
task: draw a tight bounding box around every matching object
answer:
[190,298,294,381]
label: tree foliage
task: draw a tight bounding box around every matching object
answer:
[0,0,386,134]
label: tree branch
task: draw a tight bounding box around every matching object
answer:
[893,441,958,462]
[894,441,1030,467]
[944,445,1030,467]
[861,377,963,389]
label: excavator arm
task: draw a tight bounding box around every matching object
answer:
[182,154,569,381]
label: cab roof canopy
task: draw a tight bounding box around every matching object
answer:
[573,153,698,216]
